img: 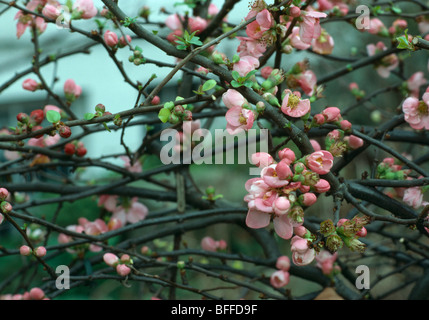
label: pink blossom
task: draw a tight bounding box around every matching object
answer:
[368,18,386,35]
[278,148,296,164]
[316,250,338,275]
[270,270,290,288]
[63,79,82,100]
[407,72,427,98]
[251,152,274,168]
[306,150,334,174]
[20,245,32,256]
[291,235,315,266]
[116,264,131,276]
[44,104,61,115]
[345,135,364,149]
[322,107,341,122]
[260,66,273,79]
[289,26,311,50]
[310,139,322,151]
[35,246,47,257]
[29,288,45,300]
[403,187,424,209]
[299,11,327,44]
[313,179,330,193]
[301,192,317,206]
[402,96,429,130]
[72,0,98,19]
[366,42,399,78]
[208,3,219,17]
[42,4,61,19]
[246,9,274,40]
[104,30,118,47]
[233,55,259,77]
[98,194,118,212]
[273,196,291,215]
[222,89,247,109]
[225,106,255,134]
[119,35,132,48]
[295,70,317,96]
[188,17,208,34]
[120,156,142,173]
[201,236,218,251]
[311,30,334,55]
[236,37,266,58]
[281,90,311,118]
[112,198,148,226]
[22,78,39,91]
[103,253,119,267]
[165,14,183,31]
[276,256,291,271]
[261,164,290,188]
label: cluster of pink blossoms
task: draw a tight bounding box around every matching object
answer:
[98,195,148,227]
[103,253,133,277]
[15,0,97,39]
[270,256,291,288]
[0,187,12,226]
[0,287,48,300]
[244,147,334,240]
[315,250,341,276]
[200,236,227,252]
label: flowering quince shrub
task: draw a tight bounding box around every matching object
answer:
[0,0,429,302]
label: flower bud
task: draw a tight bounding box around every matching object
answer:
[289,205,304,223]
[1,201,12,214]
[58,125,72,138]
[76,146,87,157]
[325,234,344,252]
[17,112,29,123]
[35,246,47,257]
[103,253,119,267]
[299,192,317,206]
[116,264,131,276]
[20,245,32,256]
[0,188,9,201]
[22,79,40,92]
[95,103,106,113]
[29,288,45,300]
[177,261,185,269]
[276,256,291,271]
[64,143,76,155]
[104,30,118,47]
[256,101,266,113]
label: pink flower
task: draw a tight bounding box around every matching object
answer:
[306,150,334,174]
[300,192,317,206]
[42,4,61,19]
[291,235,315,266]
[402,96,429,130]
[299,11,327,44]
[22,79,39,91]
[208,3,219,17]
[201,236,218,251]
[104,30,118,47]
[165,14,183,31]
[316,250,338,275]
[281,90,311,118]
[120,156,142,173]
[345,135,364,149]
[233,55,259,77]
[278,148,296,164]
[225,107,255,134]
[188,16,208,34]
[112,198,148,226]
[98,194,118,212]
[289,26,311,50]
[403,187,424,209]
[35,246,47,257]
[29,288,45,300]
[222,89,247,109]
[63,79,82,101]
[103,253,119,267]
[251,152,274,168]
[20,245,32,256]
[311,30,334,55]
[407,72,427,98]
[322,107,341,122]
[276,256,291,271]
[116,264,131,276]
[119,35,132,48]
[295,70,317,96]
[236,37,266,58]
[313,179,330,193]
[72,0,97,19]
[310,139,322,151]
[261,164,291,188]
[366,42,399,78]
[368,18,386,35]
[246,9,274,40]
[270,270,290,288]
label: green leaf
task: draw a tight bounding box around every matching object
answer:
[231,80,242,88]
[232,54,240,63]
[245,70,258,79]
[243,80,254,88]
[152,30,158,35]
[84,113,95,121]
[158,108,171,123]
[202,79,217,92]
[176,44,188,51]
[103,122,111,132]
[231,70,240,80]
[135,45,143,53]
[391,5,402,14]
[46,110,61,123]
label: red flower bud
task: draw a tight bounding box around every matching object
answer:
[17,112,29,123]
[58,126,72,138]
[31,125,44,139]
[64,143,76,155]
[76,147,87,157]
[30,109,44,125]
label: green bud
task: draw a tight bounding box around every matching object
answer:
[177,261,185,269]
[320,219,336,236]
[343,237,366,253]
[325,234,344,253]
